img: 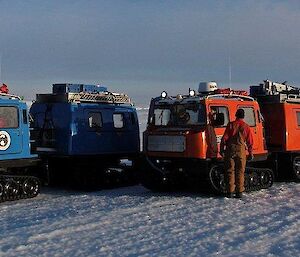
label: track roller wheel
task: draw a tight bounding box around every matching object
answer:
[4,180,20,199]
[249,172,259,187]
[208,165,226,194]
[22,178,40,197]
[260,169,274,189]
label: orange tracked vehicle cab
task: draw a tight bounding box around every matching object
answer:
[142,82,273,193]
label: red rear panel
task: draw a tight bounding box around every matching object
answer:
[260,102,300,152]
[284,104,300,151]
[260,103,286,151]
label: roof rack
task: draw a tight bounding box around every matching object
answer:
[250,80,300,104]
[68,91,132,104]
[255,93,300,104]
[156,93,255,103]
[0,92,21,100]
[36,91,132,105]
[205,94,255,101]
[285,94,300,103]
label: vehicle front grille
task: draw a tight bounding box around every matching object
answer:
[147,135,186,152]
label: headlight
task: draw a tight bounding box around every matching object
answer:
[189,89,196,97]
[161,91,168,98]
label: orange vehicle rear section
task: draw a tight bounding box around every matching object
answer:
[260,102,300,152]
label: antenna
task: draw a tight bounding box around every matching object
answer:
[227,38,232,89]
[0,53,2,85]
[228,54,232,88]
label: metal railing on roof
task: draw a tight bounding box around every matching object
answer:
[285,94,300,103]
[67,91,132,105]
[0,92,21,100]
[205,94,255,101]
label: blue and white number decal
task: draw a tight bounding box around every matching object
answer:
[0,131,11,151]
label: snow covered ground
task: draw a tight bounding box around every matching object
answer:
[0,108,299,257]
[0,183,299,257]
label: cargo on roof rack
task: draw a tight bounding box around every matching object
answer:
[250,80,300,104]
[35,83,132,105]
[52,83,107,94]
[36,91,132,105]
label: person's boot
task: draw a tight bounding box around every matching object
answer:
[226,192,234,198]
[235,192,243,198]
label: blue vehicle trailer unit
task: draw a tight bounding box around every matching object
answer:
[0,92,40,202]
[30,83,140,187]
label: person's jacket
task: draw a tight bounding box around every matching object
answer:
[220,119,253,155]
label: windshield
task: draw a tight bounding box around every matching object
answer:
[152,103,206,127]
[0,106,19,128]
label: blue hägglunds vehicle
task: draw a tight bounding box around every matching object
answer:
[0,87,40,202]
[30,83,140,188]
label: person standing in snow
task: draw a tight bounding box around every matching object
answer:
[220,109,254,198]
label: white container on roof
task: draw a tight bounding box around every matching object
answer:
[198,82,218,93]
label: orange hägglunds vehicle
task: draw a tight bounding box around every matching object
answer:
[142,80,300,193]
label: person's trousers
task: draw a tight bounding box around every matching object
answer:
[224,154,246,193]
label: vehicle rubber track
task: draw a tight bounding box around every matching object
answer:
[0,175,40,203]
[209,165,274,194]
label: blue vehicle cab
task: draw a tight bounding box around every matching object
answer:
[30,83,140,187]
[0,91,40,202]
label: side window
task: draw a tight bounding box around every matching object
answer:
[210,106,229,127]
[239,107,256,126]
[23,109,28,124]
[130,112,136,125]
[113,113,124,128]
[0,106,19,128]
[296,112,300,127]
[257,110,261,123]
[88,112,102,129]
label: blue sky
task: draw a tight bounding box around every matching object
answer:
[0,0,300,104]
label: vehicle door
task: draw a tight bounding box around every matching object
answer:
[82,108,108,154]
[112,109,131,152]
[237,105,259,151]
[0,106,22,155]
[207,104,230,147]
[288,108,300,150]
